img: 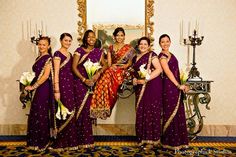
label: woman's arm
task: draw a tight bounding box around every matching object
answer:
[137,57,163,84]
[107,50,112,67]
[160,58,185,90]
[72,53,86,82]
[72,53,94,86]
[25,61,51,91]
[53,57,61,101]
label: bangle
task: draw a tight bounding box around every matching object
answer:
[176,84,181,89]
[82,78,86,82]
[54,90,60,93]
[32,82,39,89]
[54,82,59,84]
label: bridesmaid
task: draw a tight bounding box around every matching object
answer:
[25,36,54,151]
[52,33,78,150]
[72,30,104,148]
[158,34,189,149]
[132,37,163,149]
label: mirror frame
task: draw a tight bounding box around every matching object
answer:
[77,0,154,44]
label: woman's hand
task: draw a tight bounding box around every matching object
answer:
[133,78,138,85]
[179,84,190,93]
[25,86,34,91]
[84,79,94,87]
[111,64,118,70]
[92,72,100,83]
[137,79,146,85]
[54,93,60,101]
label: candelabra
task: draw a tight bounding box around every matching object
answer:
[181,28,213,140]
[183,29,204,81]
[30,30,42,45]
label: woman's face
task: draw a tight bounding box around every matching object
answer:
[138,40,150,54]
[159,36,171,51]
[114,31,125,43]
[38,39,50,54]
[60,36,72,49]
[87,32,96,47]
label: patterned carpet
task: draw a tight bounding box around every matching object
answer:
[0,136,236,156]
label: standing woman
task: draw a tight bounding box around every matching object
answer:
[72,30,104,148]
[158,34,189,149]
[25,36,54,151]
[132,37,163,149]
[52,33,78,150]
[90,27,135,119]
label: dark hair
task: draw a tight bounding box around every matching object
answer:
[159,34,171,44]
[38,36,52,56]
[138,36,150,46]
[81,29,95,49]
[60,33,73,41]
[113,27,125,36]
[94,39,102,48]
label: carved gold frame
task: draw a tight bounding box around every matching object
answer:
[92,24,145,37]
[77,0,154,44]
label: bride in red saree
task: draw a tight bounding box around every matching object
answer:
[90,27,135,119]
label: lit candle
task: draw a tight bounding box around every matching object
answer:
[41,21,43,35]
[35,23,37,36]
[45,25,47,35]
[180,21,182,43]
[22,21,24,40]
[29,19,31,37]
[26,20,29,39]
[188,21,190,37]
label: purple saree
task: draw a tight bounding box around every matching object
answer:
[74,47,102,147]
[51,51,78,149]
[132,52,162,145]
[27,54,53,151]
[158,52,188,148]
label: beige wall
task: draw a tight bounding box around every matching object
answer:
[0,0,235,131]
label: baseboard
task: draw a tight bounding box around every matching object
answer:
[0,124,236,136]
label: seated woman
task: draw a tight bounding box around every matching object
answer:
[90,27,135,119]
[132,37,163,149]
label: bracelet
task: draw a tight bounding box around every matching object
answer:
[32,82,39,89]
[176,84,181,89]
[82,78,86,82]
[54,90,60,93]
[54,82,59,84]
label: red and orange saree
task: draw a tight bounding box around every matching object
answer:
[90,44,135,119]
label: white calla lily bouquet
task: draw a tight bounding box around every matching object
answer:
[56,100,72,120]
[83,59,102,79]
[18,71,35,109]
[138,64,151,80]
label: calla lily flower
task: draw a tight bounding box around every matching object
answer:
[56,100,72,120]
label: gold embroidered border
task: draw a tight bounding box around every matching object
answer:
[161,143,189,150]
[27,142,50,152]
[162,92,181,134]
[76,91,90,119]
[90,108,111,120]
[78,144,94,148]
[136,52,152,111]
[31,58,52,100]
[140,139,160,146]
[59,53,71,68]
[117,46,135,64]
[49,145,78,151]
[58,110,75,133]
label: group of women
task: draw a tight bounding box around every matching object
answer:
[24,27,189,151]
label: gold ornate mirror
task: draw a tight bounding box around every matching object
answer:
[77,0,154,44]
[77,0,155,136]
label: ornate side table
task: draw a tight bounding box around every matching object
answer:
[184,80,213,140]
